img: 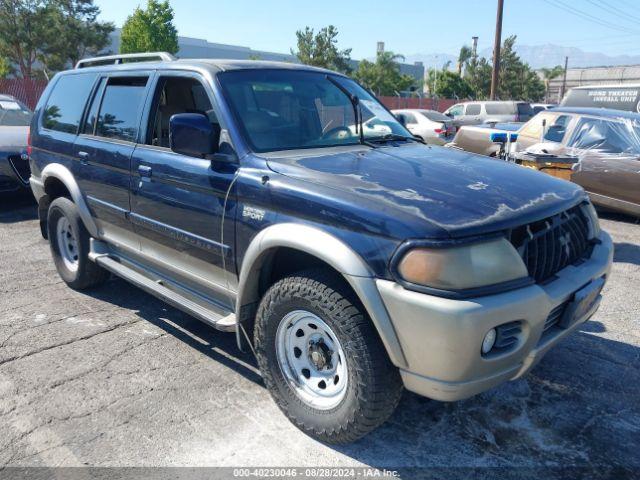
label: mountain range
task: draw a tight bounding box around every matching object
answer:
[404,44,640,70]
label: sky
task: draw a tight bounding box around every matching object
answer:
[93,0,640,60]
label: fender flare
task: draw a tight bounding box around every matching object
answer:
[236,223,408,368]
[40,163,99,238]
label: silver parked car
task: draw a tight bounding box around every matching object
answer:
[0,94,33,193]
[444,100,534,126]
[392,109,457,145]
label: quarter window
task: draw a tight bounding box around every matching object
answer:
[95,76,148,142]
[485,103,512,115]
[42,73,97,134]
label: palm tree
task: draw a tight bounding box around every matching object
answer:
[540,65,565,102]
[457,45,473,77]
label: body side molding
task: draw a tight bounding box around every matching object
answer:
[235,223,408,368]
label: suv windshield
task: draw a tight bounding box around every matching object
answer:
[0,98,33,126]
[218,69,411,152]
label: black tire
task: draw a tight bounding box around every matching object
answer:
[254,269,403,444]
[47,197,109,290]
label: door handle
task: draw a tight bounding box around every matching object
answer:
[78,151,89,165]
[138,165,152,178]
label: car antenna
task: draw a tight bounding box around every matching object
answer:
[326,75,368,147]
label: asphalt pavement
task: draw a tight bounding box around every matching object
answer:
[0,193,638,476]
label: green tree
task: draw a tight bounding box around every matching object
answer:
[427,68,473,99]
[292,25,352,74]
[0,0,50,78]
[540,65,564,102]
[460,36,544,101]
[464,56,492,99]
[457,45,472,77]
[0,56,12,78]
[354,51,415,96]
[497,35,545,101]
[0,0,112,78]
[120,0,179,55]
[40,0,114,75]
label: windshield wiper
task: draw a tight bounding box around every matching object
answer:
[368,133,426,144]
[325,75,369,147]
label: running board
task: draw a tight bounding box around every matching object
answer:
[91,254,236,332]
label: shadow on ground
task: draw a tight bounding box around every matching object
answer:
[613,242,640,266]
[0,192,37,222]
[79,277,640,472]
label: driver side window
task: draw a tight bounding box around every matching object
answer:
[147,76,218,148]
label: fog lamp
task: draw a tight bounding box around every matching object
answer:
[482,328,497,355]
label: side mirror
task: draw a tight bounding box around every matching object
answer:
[445,112,453,118]
[396,114,407,126]
[169,113,220,158]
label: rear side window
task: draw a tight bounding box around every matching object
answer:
[485,103,512,115]
[42,73,97,134]
[466,104,481,115]
[95,76,148,142]
[517,103,534,119]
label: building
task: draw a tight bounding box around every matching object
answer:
[106,30,425,90]
[546,65,640,102]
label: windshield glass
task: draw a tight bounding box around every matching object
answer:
[0,98,33,126]
[218,69,411,152]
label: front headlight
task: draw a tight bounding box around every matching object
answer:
[396,237,528,291]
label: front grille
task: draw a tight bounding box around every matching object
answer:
[509,205,593,283]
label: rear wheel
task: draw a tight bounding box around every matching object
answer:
[254,269,403,444]
[47,197,109,290]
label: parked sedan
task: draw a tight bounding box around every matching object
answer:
[449,107,640,216]
[392,109,456,145]
[0,94,32,193]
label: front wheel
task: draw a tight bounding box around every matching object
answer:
[254,269,403,444]
[47,197,109,290]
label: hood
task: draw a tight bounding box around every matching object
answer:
[0,126,29,150]
[266,144,586,238]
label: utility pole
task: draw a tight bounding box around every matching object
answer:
[560,56,569,101]
[490,0,504,100]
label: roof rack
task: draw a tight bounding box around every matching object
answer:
[75,52,177,69]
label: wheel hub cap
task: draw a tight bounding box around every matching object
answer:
[56,216,79,273]
[308,340,333,370]
[276,310,348,410]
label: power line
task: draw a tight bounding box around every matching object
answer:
[542,0,640,35]
[585,0,640,26]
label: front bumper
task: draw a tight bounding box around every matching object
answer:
[377,231,613,401]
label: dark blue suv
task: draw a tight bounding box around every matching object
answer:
[29,53,613,443]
